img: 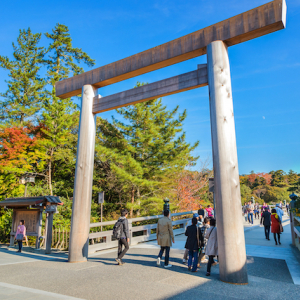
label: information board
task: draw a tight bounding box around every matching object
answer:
[14,210,40,234]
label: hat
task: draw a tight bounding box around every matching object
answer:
[193,213,199,218]
[275,204,279,207]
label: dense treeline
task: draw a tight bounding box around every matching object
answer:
[240,170,300,205]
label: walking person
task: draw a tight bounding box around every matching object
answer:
[205,218,218,276]
[157,210,175,268]
[185,217,201,272]
[198,205,206,223]
[248,201,254,225]
[243,203,248,222]
[15,220,26,253]
[198,217,210,267]
[206,205,214,218]
[286,202,289,215]
[254,202,260,219]
[271,208,281,245]
[183,213,199,264]
[261,207,271,240]
[275,204,284,222]
[115,209,130,265]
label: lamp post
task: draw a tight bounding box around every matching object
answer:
[163,198,170,212]
[289,193,298,208]
[19,174,35,197]
[98,192,104,231]
[289,192,298,246]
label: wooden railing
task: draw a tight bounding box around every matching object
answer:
[88,211,197,254]
[40,228,70,250]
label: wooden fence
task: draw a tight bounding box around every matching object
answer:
[40,228,70,250]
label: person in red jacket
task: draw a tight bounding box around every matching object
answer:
[271,208,281,245]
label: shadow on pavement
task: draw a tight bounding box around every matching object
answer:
[0,247,67,262]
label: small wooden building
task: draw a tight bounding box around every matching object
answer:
[0,196,62,253]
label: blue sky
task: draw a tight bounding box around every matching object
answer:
[0,0,299,174]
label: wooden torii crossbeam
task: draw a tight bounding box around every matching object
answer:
[92,65,208,113]
[57,0,286,285]
[56,0,286,99]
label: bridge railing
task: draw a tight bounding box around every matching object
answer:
[88,211,197,254]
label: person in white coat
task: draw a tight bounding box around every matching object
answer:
[275,204,284,222]
[205,218,218,276]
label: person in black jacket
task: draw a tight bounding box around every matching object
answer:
[116,209,130,265]
[185,217,201,272]
[261,207,271,240]
[198,205,205,223]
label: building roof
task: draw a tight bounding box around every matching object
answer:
[0,196,62,208]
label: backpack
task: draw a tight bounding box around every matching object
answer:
[112,219,124,240]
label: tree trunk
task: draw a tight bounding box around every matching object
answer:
[137,187,140,216]
[130,187,135,218]
[48,148,54,196]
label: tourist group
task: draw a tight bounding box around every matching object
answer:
[114,205,217,276]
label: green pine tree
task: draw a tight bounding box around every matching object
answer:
[95,83,199,217]
[42,23,95,195]
[0,28,46,127]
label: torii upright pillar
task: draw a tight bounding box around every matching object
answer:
[207,41,248,284]
[68,85,98,263]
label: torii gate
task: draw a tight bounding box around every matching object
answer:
[56,0,286,284]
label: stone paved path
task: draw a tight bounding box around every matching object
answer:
[0,214,299,300]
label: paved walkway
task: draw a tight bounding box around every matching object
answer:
[0,214,299,299]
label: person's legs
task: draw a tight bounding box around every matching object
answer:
[18,241,22,252]
[264,226,267,239]
[165,246,170,266]
[118,239,122,257]
[183,248,188,262]
[247,213,250,223]
[118,239,129,259]
[158,246,165,259]
[207,255,214,274]
[250,213,253,224]
[277,233,281,244]
[188,250,193,268]
[265,226,270,240]
[192,250,198,272]
[273,232,277,245]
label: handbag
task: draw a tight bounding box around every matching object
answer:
[16,234,23,241]
[279,223,284,233]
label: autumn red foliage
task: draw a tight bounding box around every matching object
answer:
[0,126,45,174]
[174,170,208,211]
[247,172,272,185]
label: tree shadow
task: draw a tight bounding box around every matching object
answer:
[0,247,67,262]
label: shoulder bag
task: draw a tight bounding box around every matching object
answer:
[279,222,284,233]
[16,234,23,241]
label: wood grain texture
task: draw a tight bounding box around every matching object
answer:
[68,85,97,263]
[92,65,207,114]
[207,41,248,284]
[56,0,286,99]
